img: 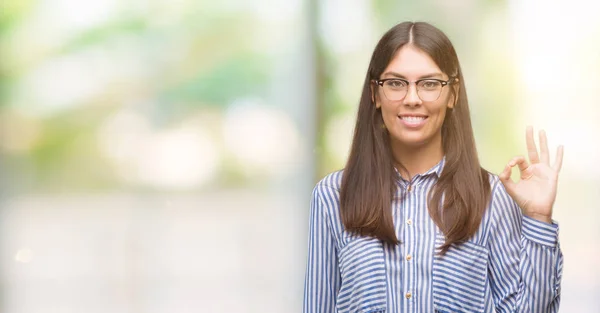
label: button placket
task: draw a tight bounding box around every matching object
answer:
[403,192,415,304]
[401,177,418,308]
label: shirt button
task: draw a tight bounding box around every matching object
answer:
[406,254,412,261]
[405,292,412,299]
[406,218,412,225]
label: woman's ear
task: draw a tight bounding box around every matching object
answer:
[448,79,460,109]
[370,83,380,108]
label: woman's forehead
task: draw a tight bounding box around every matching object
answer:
[382,45,444,79]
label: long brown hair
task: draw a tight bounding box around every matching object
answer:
[339,22,491,252]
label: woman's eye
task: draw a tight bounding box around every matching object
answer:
[421,81,440,89]
[387,80,406,88]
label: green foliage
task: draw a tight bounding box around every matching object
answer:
[58,18,149,53]
[162,53,270,107]
[0,0,34,35]
[28,107,116,189]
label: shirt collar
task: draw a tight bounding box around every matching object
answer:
[394,156,446,181]
[426,156,446,178]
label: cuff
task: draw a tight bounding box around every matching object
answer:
[522,215,560,247]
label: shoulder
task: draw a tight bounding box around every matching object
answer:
[485,172,514,203]
[486,172,502,193]
[310,170,344,213]
[309,170,345,232]
[485,172,521,220]
[312,169,344,197]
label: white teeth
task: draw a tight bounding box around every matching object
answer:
[400,116,425,122]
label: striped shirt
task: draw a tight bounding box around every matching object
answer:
[303,158,562,313]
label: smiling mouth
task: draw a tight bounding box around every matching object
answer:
[398,115,428,127]
[399,116,427,122]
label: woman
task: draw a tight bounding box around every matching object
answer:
[303,22,563,313]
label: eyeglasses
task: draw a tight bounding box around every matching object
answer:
[373,77,456,102]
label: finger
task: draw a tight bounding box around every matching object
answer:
[507,156,532,179]
[539,129,550,164]
[553,145,564,172]
[526,126,539,164]
[513,156,531,176]
[499,164,517,195]
[499,163,514,183]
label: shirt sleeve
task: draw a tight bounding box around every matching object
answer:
[487,182,563,313]
[303,185,341,313]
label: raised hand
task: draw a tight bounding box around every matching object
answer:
[499,126,564,224]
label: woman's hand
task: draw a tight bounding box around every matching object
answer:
[499,126,564,224]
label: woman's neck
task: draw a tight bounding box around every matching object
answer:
[391,137,444,180]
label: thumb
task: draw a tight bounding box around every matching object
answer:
[499,164,517,197]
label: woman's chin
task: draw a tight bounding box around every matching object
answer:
[391,132,433,148]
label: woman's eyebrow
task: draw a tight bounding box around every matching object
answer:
[382,71,444,79]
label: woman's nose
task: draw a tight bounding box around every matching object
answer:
[403,85,422,106]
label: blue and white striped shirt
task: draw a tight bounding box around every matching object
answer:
[303,158,562,313]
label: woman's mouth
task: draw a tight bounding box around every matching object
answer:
[398,115,428,128]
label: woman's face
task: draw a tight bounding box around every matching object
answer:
[374,44,456,150]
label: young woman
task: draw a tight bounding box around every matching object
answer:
[303,22,563,313]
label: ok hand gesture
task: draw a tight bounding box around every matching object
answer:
[499,126,564,224]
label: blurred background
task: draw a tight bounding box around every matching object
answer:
[0,0,598,312]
